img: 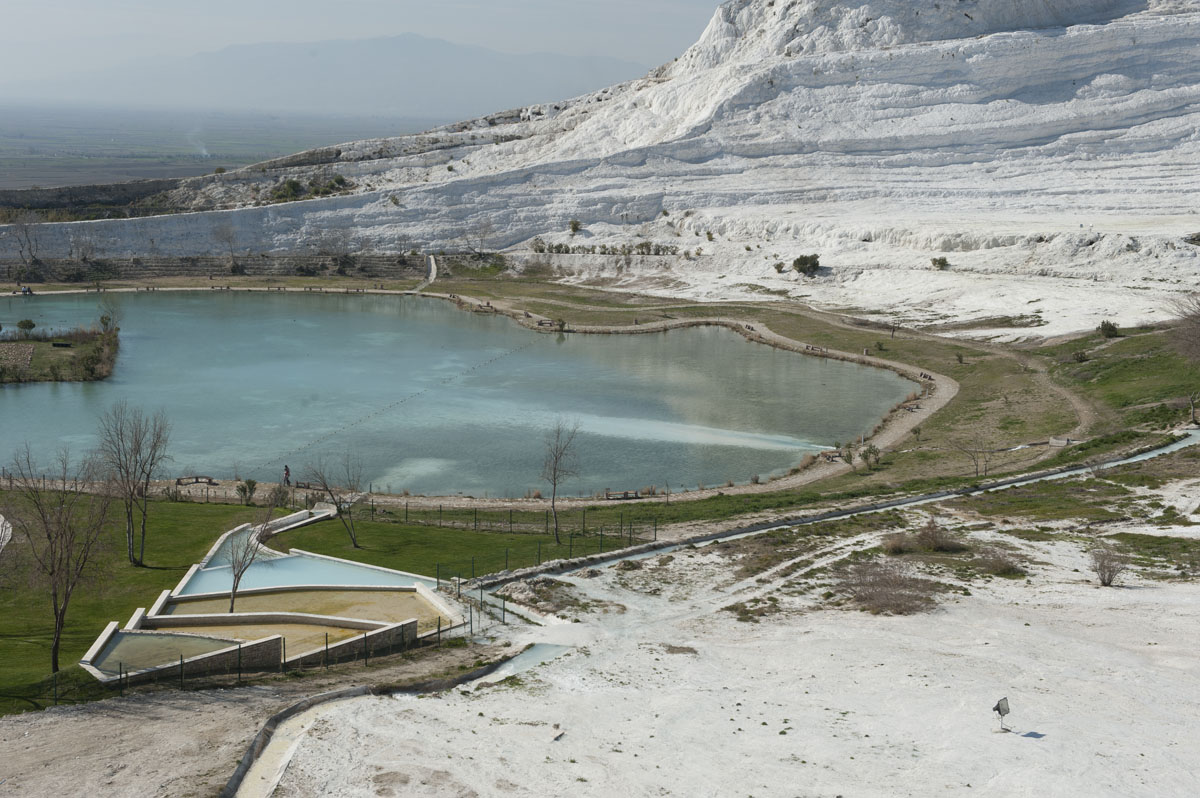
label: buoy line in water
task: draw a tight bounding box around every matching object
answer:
[246,340,538,482]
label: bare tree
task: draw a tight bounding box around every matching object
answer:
[212,219,237,267]
[541,418,580,544]
[69,228,98,264]
[98,294,123,334]
[1089,545,1129,587]
[95,402,172,566]
[12,211,42,267]
[304,452,364,548]
[227,499,282,612]
[950,436,997,478]
[226,526,262,613]
[459,219,496,260]
[1,446,113,672]
[1169,294,1200,423]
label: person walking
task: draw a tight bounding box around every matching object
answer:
[283,464,291,486]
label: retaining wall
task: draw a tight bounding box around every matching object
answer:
[81,632,284,686]
[286,619,417,668]
[1,253,426,282]
[0,179,181,210]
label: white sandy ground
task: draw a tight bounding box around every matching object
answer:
[266,511,1200,797]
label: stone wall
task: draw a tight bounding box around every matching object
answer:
[0,179,181,210]
[287,620,417,668]
[0,253,426,282]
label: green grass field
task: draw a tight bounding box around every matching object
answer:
[0,501,262,716]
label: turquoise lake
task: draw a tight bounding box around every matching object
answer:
[0,292,915,497]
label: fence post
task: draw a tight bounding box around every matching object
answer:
[363,633,369,667]
[505,548,509,571]
[325,633,329,669]
[437,617,442,644]
[469,605,473,636]
[281,639,286,672]
[537,540,541,565]
[474,508,478,531]
[439,505,443,526]
[237,643,242,683]
[509,509,513,533]
[180,654,184,689]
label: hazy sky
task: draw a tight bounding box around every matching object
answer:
[1,0,720,78]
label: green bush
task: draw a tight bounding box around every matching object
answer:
[793,254,820,276]
[1099,320,1121,338]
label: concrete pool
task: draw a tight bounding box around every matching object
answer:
[80,510,464,684]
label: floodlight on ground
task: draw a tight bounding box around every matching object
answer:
[993,697,1010,731]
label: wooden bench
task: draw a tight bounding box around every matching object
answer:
[537,319,555,327]
[604,489,641,501]
[175,475,219,486]
[51,342,72,348]
[294,480,315,490]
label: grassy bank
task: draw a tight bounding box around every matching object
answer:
[0,501,263,716]
[0,328,118,383]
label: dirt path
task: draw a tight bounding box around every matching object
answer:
[0,643,500,798]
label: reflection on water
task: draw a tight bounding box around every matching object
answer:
[0,292,915,496]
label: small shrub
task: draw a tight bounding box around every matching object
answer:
[915,519,968,553]
[793,254,820,276]
[931,256,950,270]
[265,484,291,508]
[773,262,786,273]
[706,231,714,241]
[975,547,1026,577]
[1072,350,1089,363]
[236,479,258,506]
[843,560,934,615]
[230,263,247,275]
[881,533,913,555]
[214,167,226,174]
[1098,320,1121,338]
[568,219,582,235]
[1089,545,1129,586]
[17,319,35,337]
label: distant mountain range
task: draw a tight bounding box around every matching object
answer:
[1,34,649,120]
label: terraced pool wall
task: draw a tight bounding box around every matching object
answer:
[80,631,284,687]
